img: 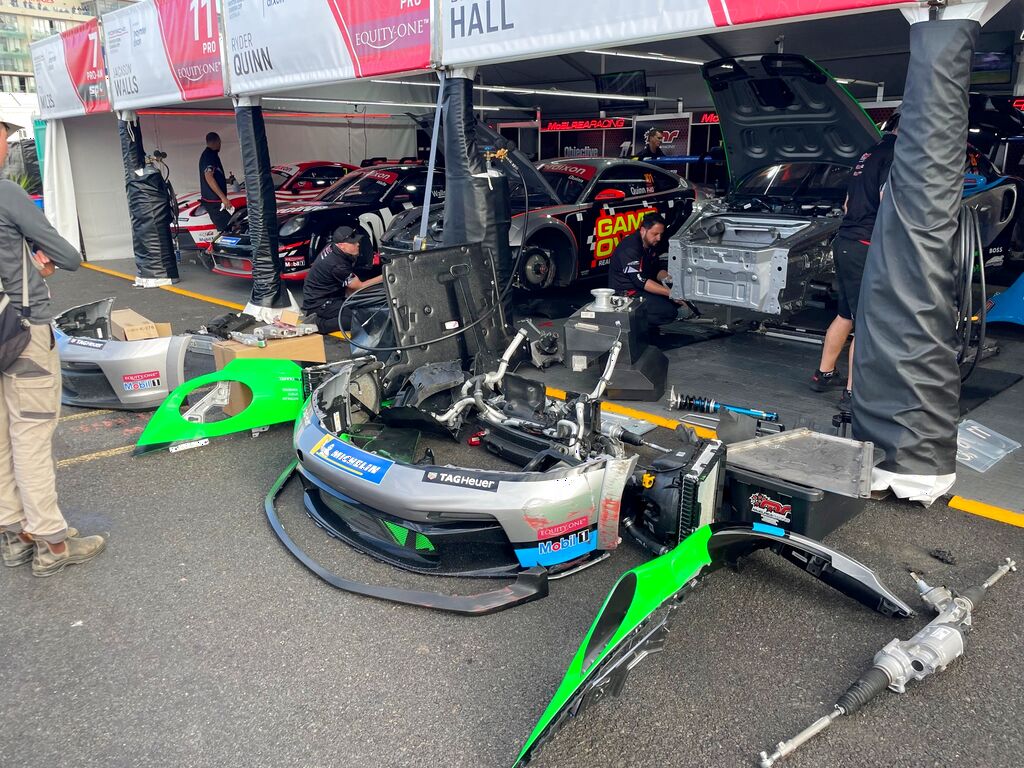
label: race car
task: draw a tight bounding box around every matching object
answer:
[668,54,1023,321]
[381,152,699,290]
[176,161,357,255]
[208,164,446,280]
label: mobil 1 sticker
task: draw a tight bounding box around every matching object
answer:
[69,337,107,350]
[422,470,499,493]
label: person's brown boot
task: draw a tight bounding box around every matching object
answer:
[32,531,105,578]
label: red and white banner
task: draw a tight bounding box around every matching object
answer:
[103,0,224,111]
[224,0,430,95]
[441,0,913,66]
[31,20,110,120]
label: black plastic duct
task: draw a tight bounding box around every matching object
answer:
[852,19,980,484]
[235,104,284,307]
[441,76,515,335]
[119,117,177,281]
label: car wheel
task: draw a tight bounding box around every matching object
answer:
[518,245,557,291]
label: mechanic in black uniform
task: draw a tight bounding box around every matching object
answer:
[199,132,234,234]
[811,121,899,402]
[608,212,684,330]
[635,128,665,162]
[302,226,382,335]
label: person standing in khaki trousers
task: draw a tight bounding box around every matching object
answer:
[0,115,105,577]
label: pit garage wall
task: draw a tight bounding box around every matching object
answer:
[63,113,135,262]
[139,114,417,201]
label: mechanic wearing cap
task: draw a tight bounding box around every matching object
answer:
[811,122,899,404]
[608,212,685,331]
[302,226,382,335]
[0,116,106,577]
[199,131,234,233]
[635,129,665,162]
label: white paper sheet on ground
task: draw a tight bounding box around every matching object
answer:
[871,467,956,506]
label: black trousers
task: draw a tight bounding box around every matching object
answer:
[205,201,232,233]
[311,300,353,335]
[642,294,679,327]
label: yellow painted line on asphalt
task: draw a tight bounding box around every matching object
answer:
[57,444,135,468]
[59,409,113,422]
[544,386,717,440]
[949,496,1024,528]
[81,262,348,336]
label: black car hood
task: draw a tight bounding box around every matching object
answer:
[703,54,880,185]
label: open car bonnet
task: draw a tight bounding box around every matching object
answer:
[703,54,880,185]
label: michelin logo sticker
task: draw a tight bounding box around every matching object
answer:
[312,435,393,484]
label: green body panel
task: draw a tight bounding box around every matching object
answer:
[135,358,304,451]
[515,525,715,766]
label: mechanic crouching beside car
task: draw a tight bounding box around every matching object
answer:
[302,226,382,335]
[609,213,687,332]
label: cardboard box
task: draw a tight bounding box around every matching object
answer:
[212,334,326,415]
[278,309,303,327]
[111,309,166,341]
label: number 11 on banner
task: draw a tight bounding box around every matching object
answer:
[190,0,214,42]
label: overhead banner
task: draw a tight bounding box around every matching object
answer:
[31,20,110,120]
[224,0,430,95]
[441,0,910,66]
[104,0,225,110]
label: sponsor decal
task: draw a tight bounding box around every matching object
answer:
[449,0,514,39]
[312,435,394,484]
[591,206,657,268]
[422,469,499,493]
[68,337,106,350]
[366,169,399,184]
[218,236,241,246]
[515,526,597,568]
[563,146,600,158]
[542,162,597,181]
[750,493,792,525]
[543,118,629,132]
[329,0,432,77]
[537,516,589,540]
[122,370,162,392]
[661,129,682,143]
[698,112,720,124]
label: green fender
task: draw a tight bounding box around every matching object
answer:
[134,358,304,454]
[514,525,715,766]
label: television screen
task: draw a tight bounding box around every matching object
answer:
[971,33,1014,86]
[594,70,648,112]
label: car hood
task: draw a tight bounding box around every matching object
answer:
[702,53,880,185]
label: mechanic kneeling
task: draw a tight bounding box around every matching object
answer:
[302,226,382,335]
[608,213,684,329]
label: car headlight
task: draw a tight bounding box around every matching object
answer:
[280,215,308,237]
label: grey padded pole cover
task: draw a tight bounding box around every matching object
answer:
[852,19,980,476]
[235,104,284,307]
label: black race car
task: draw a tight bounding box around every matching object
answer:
[381,156,699,290]
[208,164,446,280]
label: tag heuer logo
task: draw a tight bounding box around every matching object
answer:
[427,472,438,480]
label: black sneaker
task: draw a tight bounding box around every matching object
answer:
[810,369,844,392]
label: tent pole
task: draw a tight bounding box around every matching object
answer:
[416,69,446,250]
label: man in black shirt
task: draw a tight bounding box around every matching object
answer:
[811,126,898,400]
[635,128,665,162]
[302,226,382,335]
[199,132,233,233]
[608,212,682,329]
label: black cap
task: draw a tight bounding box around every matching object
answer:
[332,225,362,244]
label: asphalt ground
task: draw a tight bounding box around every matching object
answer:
[0,264,1021,768]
